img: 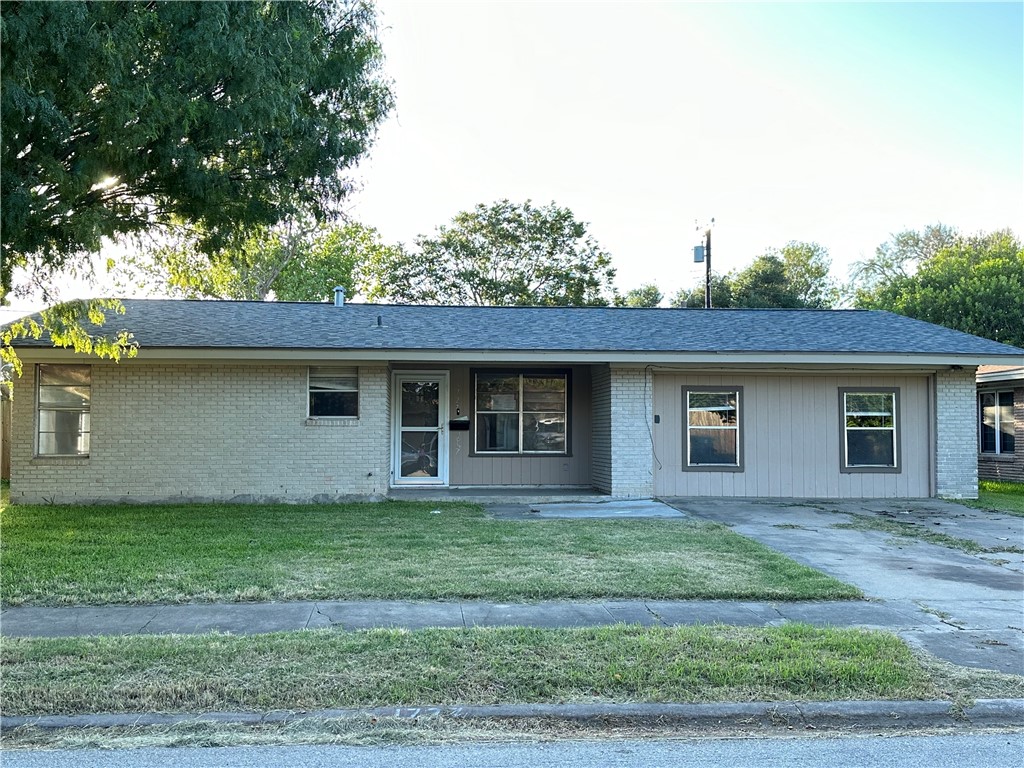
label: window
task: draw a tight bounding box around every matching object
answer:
[309,367,358,417]
[980,391,1015,454]
[841,389,899,472]
[683,387,742,469]
[37,364,90,456]
[475,371,568,454]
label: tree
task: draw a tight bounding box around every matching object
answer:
[359,200,617,306]
[275,223,403,303]
[119,220,400,302]
[849,223,958,305]
[730,255,806,308]
[670,273,734,308]
[620,284,663,308]
[769,241,838,308]
[854,229,1024,347]
[1,0,392,364]
[670,242,836,310]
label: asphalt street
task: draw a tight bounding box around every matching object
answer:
[4,734,1022,768]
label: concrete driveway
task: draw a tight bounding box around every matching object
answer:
[663,497,1024,675]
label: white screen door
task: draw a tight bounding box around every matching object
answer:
[392,373,448,486]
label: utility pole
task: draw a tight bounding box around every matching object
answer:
[693,218,715,308]
[703,226,712,309]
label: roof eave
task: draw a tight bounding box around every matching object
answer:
[13,346,1020,368]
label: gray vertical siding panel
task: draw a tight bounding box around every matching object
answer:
[653,372,932,498]
[591,365,612,493]
[779,379,794,497]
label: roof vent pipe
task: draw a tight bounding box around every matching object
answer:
[333,286,345,307]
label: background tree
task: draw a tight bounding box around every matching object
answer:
[669,241,836,309]
[119,221,400,302]
[359,200,617,306]
[620,283,663,308]
[275,223,404,302]
[2,0,392,365]
[670,273,734,308]
[769,241,838,308]
[853,228,1024,347]
[848,223,958,305]
[727,256,803,308]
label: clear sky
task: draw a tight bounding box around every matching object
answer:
[349,0,1023,297]
[4,0,1022,318]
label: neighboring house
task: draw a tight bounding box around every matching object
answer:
[7,299,1024,505]
[977,365,1023,483]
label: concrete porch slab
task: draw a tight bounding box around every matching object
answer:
[387,486,609,505]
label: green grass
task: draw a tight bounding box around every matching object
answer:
[958,480,1024,517]
[0,624,938,716]
[0,501,860,606]
[830,516,1022,555]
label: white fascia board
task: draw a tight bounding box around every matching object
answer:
[12,347,1020,369]
[977,366,1024,383]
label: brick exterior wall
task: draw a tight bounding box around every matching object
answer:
[608,367,654,497]
[10,362,391,504]
[978,384,1024,483]
[935,368,979,499]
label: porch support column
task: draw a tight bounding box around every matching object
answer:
[934,367,978,499]
[608,366,655,498]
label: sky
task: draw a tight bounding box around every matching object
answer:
[4,0,1022,318]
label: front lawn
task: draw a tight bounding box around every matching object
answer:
[0,624,935,715]
[959,480,1024,517]
[0,501,859,605]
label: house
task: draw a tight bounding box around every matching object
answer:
[7,299,1023,505]
[977,365,1023,483]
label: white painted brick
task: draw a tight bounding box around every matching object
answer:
[935,368,978,499]
[10,363,392,504]
[607,367,654,498]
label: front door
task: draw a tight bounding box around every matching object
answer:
[392,373,448,486]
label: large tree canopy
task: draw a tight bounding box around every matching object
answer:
[853,228,1024,347]
[1,0,391,367]
[359,200,617,306]
[2,0,391,295]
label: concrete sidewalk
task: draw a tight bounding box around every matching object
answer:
[0,598,932,637]
[4,596,1019,673]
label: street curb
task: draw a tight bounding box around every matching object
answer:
[3,699,1022,732]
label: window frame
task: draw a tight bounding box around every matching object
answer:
[680,386,744,472]
[470,369,572,457]
[307,366,359,419]
[35,363,91,458]
[839,387,901,474]
[979,389,1015,455]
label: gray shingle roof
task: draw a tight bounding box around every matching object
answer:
[12,299,1024,358]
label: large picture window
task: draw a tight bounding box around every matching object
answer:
[980,391,1015,454]
[37,364,91,456]
[309,367,358,417]
[841,389,900,472]
[683,387,742,469]
[475,371,568,454]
